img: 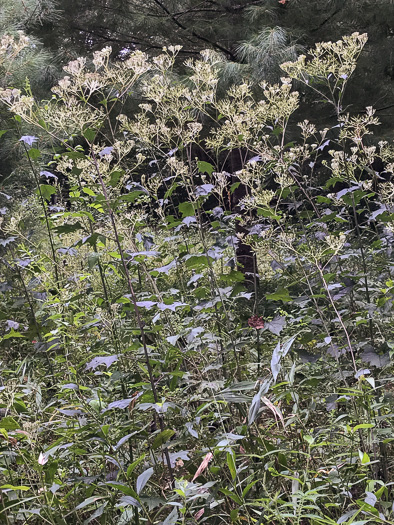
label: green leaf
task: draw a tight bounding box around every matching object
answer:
[45,459,58,484]
[258,208,281,220]
[88,253,100,269]
[54,222,83,234]
[126,454,146,477]
[197,161,214,176]
[2,329,25,340]
[219,488,242,505]
[316,196,331,204]
[136,467,154,494]
[64,151,86,160]
[230,509,239,521]
[303,434,314,445]
[82,188,96,197]
[0,130,8,139]
[272,126,283,137]
[358,449,370,464]
[28,147,41,160]
[75,496,107,510]
[152,429,175,449]
[353,423,374,433]
[0,417,19,430]
[120,191,146,203]
[164,181,178,199]
[230,182,240,193]
[179,202,195,218]
[185,255,209,270]
[109,171,123,187]
[266,287,292,302]
[38,184,57,201]
[68,210,95,221]
[356,500,379,516]
[13,399,27,413]
[242,479,258,497]
[0,484,29,491]
[83,128,96,142]
[85,503,108,524]
[105,482,139,498]
[220,270,245,283]
[82,233,106,247]
[227,451,236,480]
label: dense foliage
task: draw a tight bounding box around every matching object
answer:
[1,20,394,525]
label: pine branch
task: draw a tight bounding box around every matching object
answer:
[71,25,201,55]
[150,0,236,59]
[311,8,343,33]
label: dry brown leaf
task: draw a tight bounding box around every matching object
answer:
[262,396,285,428]
[192,452,213,481]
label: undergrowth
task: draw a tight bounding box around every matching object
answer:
[0,33,394,524]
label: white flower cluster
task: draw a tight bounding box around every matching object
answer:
[92,46,112,70]
[324,233,346,253]
[281,33,368,93]
[298,120,317,139]
[0,32,30,61]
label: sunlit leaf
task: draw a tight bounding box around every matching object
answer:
[271,335,297,382]
[136,467,154,494]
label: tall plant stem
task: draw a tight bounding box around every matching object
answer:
[342,149,375,345]
[9,254,54,376]
[317,264,357,372]
[91,152,174,485]
[350,197,375,345]
[185,146,241,380]
[21,142,60,285]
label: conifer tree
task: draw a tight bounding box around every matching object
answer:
[0,0,59,186]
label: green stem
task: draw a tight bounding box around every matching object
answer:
[21,141,60,285]
[91,151,175,486]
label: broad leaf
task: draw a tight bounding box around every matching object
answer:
[271,335,297,382]
[136,467,154,494]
